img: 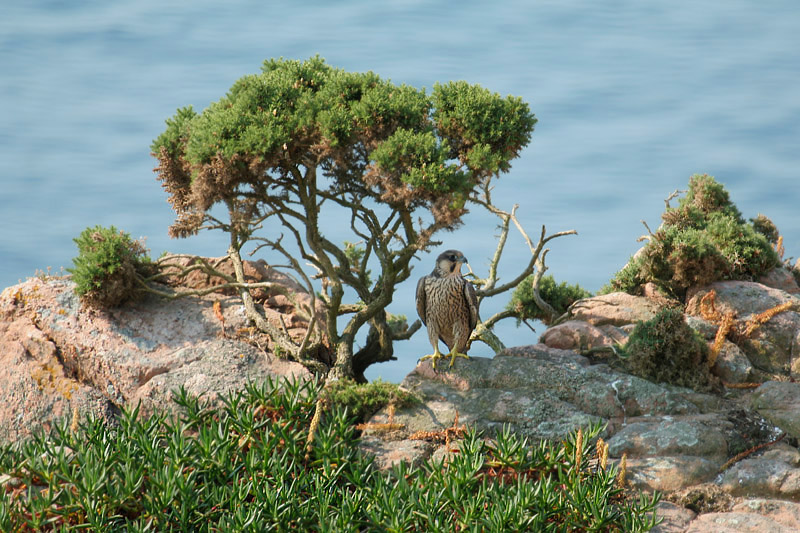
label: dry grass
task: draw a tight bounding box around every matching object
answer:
[743,301,794,337]
[708,311,735,369]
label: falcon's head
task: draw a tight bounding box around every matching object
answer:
[435,250,468,277]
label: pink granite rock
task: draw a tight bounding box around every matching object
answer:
[0,264,312,443]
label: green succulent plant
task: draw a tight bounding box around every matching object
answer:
[0,378,661,531]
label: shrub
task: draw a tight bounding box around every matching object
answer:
[622,307,712,391]
[606,175,779,298]
[750,214,779,244]
[0,379,661,532]
[68,226,152,308]
[677,173,742,221]
[507,274,592,325]
[600,256,645,295]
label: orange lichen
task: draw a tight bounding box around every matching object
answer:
[719,432,786,473]
[30,358,79,400]
[722,381,763,389]
[355,404,405,433]
[213,300,226,337]
[12,288,25,306]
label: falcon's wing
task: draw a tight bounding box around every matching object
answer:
[463,279,480,332]
[415,276,428,326]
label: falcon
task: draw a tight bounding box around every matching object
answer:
[416,250,480,369]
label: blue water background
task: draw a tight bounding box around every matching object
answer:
[2,1,799,382]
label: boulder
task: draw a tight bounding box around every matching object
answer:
[539,320,616,351]
[606,415,730,460]
[751,381,800,439]
[650,501,696,533]
[375,346,714,443]
[718,442,800,499]
[568,292,662,327]
[730,499,800,530]
[686,511,800,533]
[625,456,719,493]
[686,282,800,375]
[0,271,312,443]
[759,266,800,294]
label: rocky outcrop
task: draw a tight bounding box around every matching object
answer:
[540,276,800,384]
[3,261,800,532]
[685,281,800,376]
[361,266,800,532]
[0,264,312,443]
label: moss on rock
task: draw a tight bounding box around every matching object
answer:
[622,307,714,392]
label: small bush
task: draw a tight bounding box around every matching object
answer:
[600,256,645,295]
[508,274,592,324]
[68,225,151,308]
[678,173,742,221]
[0,379,661,532]
[622,307,712,391]
[606,175,779,298]
[750,214,779,244]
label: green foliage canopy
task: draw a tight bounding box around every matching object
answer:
[152,56,537,238]
[603,174,779,297]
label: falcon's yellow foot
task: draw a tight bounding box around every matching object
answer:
[446,350,470,368]
[419,348,445,370]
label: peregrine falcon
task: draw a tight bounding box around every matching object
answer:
[416,250,480,369]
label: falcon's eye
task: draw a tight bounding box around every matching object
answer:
[449,255,456,261]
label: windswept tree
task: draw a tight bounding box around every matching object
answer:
[152,57,542,380]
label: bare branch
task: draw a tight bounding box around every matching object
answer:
[664,189,686,209]
[530,248,558,323]
[226,239,299,358]
[477,224,577,299]
[392,319,422,341]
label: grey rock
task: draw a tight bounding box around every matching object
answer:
[389,346,707,443]
[651,501,696,533]
[685,511,799,533]
[607,415,729,460]
[751,381,800,439]
[731,498,800,529]
[626,455,719,492]
[712,341,754,384]
[718,443,800,499]
[686,282,800,376]
[567,292,662,327]
[358,436,434,470]
[759,266,800,294]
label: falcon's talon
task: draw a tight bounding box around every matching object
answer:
[419,350,445,370]
[447,350,470,368]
